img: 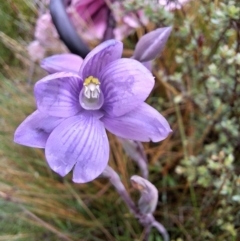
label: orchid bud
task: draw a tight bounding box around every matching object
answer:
[133,27,172,62]
[131,175,158,214]
[40,53,83,74]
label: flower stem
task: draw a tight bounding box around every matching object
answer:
[102,166,169,241]
[102,166,138,214]
[119,139,149,179]
[134,141,149,179]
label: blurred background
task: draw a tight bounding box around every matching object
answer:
[0,0,239,240]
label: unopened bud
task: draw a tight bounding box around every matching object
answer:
[132,26,172,62]
[131,175,158,214]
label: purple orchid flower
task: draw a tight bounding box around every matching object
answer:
[40,28,172,180]
[40,27,172,180]
[14,40,171,183]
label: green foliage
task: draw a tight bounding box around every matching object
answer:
[0,0,35,68]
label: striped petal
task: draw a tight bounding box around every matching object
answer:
[45,113,109,183]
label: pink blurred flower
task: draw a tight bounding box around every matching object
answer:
[28,12,67,61]
[111,2,149,40]
[34,13,59,47]
[69,0,189,41]
[28,0,188,61]
[27,40,46,62]
[158,0,189,10]
[69,0,150,41]
[69,0,109,41]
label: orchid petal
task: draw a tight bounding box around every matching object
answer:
[34,72,83,117]
[79,39,123,79]
[14,110,65,148]
[133,27,172,62]
[41,54,83,74]
[45,113,109,183]
[102,103,172,142]
[100,58,154,117]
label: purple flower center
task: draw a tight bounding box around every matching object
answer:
[79,75,104,110]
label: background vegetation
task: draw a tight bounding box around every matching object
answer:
[0,0,239,240]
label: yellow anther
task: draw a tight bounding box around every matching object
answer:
[92,78,100,85]
[83,76,100,86]
[83,76,92,86]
